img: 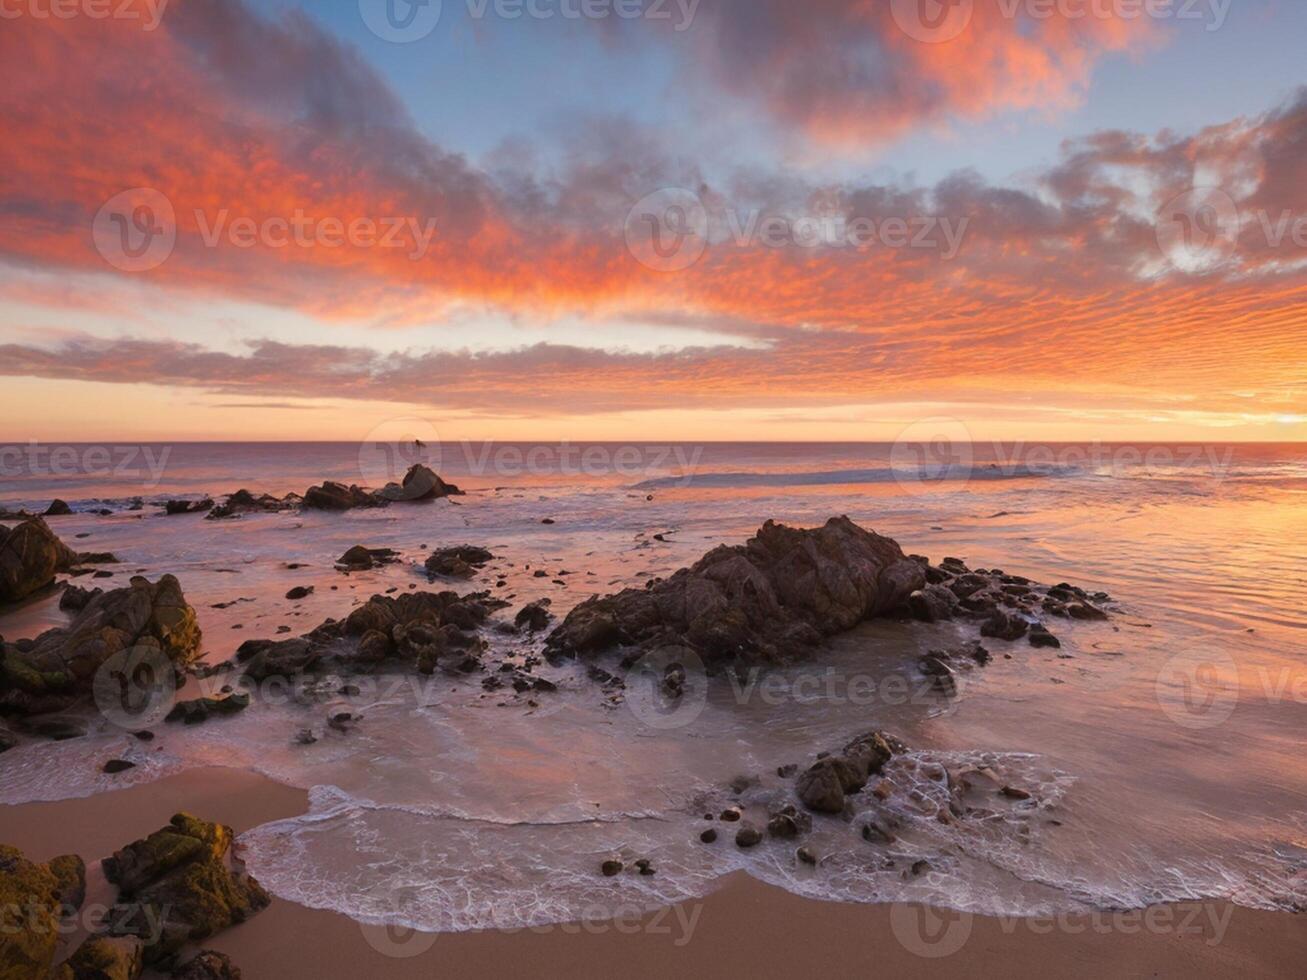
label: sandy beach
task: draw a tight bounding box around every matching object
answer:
[5,767,1304,979]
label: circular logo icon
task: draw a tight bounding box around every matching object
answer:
[358,416,443,488]
[1156,187,1239,274]
[1155,649,1239,730]
[891,0,974,44]
[92,644,178,729]
[358,0,442,43]
[359,920,439,958]
[92,188,176,273]
[890,902,974,957]
[625,188,710,272]
[624,647,709,730]
[889,417,974,495]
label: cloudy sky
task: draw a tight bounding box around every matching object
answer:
[1,0,1305,441]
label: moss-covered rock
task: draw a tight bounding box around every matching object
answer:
[0,575,201,716]
[52,935,143,980]
[48,854,86,913]
[104,814,268,965]
[0,517,78,603]
[171,949,240,979]
[0,844,63,979]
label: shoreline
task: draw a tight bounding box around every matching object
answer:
[5,768,1303,979]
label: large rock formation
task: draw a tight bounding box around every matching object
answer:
[103,813,269,965]
[207,489,300,520]
[0,574,201,716]
[546,517,925,668]
[52,935,144,979]
[0,517,79,603]
[237,589,504,680]
[301,481,378,511]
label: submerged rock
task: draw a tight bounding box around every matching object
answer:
[795,732,895,814]
[0,574,201,716]
[207,489,299,520]
[336,546,400,570]
[547,517,925,668]
[0,516,79,602]
[424,546,494,580]
[301,481,377,511]
[514,599,554,633]
[164,499,214,516]
[165,693,250,725]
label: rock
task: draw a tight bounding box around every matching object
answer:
[375,464,462,503]
[19,715,87,740]
[0,844,65,976]
[601,860,623,877]
[164,693,250,725]
[514,599,553,633]
[294,728,317,745]
[285,586,313,600]
[547,517,925,668]
[796,732,895,814]
[766,805,812,839]
[719,807,742,822]
[699,829,718,844]
[734,823,763,848]
[335,546,399,571]
[1001,786,1032,801]
[424,546,494,579]
[164,499,213,516]
[0,719,15,752]
[981,609,1029,641]
[44,499,73,516]
[103,813,270,963]
[171,949,240,979]
[0,575,201,716]
[0,517,79,602]
[237,638,318,682]
[49,853,86,912]
[302,481,377,511]
[797,845,817,866]
[60,584,104,612]
[907,584,959,623]
[1067,601,1108,621]
[207,489,297,520]
[53,934,144,979]
[1029,624,1061,649]
[103,758,137,774]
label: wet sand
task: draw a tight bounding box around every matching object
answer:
[4,767,1304,979]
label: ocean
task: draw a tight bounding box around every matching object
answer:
[1,441,1305,927]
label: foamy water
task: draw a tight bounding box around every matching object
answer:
[2,442,1305,927]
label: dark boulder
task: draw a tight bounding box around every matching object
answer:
[376,464,463,502]
[514,599,553,633]
[302,482,377,511]
[981,609,1029,641]
[0,517,79,602]
[795,731,894,813]
[424,546,494,579]
[547,517,925,668]
[44,499,72,516]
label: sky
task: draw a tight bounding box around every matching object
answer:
[1,0,1305,442]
